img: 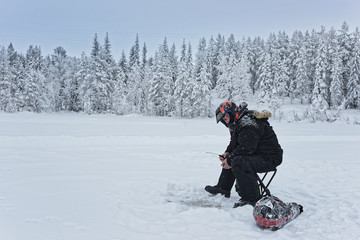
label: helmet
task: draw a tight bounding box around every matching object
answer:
[253,195,303,230]
[215,101,239,126]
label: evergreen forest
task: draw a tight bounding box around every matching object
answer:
[0,22,359,118]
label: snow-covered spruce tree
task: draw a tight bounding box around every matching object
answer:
[232,45,252,102]
[217,50,238,100]
[247,36,264,94]
[142,42,147,70]
[288,30,303,102]
[295,43,311,104]
[5,43,20,112]
[182,42,195,117]
[179,40,187,68]
[215,49,228,99]
[127,38,150,114]
[49,46,70,111]
[67,56,82,112]
[80,34,98,113]
[207,35,224,89]
[258,51,280,116]
[5,44,26,111]
[258,33,280,113]
[118,51,129,92]
[127,35,141,113]
[193,41,212,118]
[174,41,188,117]
[112,51,129,114]
[23,45,49,112]
[101,33,118,113]
[193,61,212,117]
[127,62,142,113]
[74,52,89,112]
[42,55,56,111]
[329,41,345,108]
[260,34,283,116]
[82,34,100,113]
[169,44,178,85]
[148,51,160,116]
[167,43,178,114]
[7,43,17,66]
[192,37,210,116]
[311,27,330,112]
[258,52,272,103]
[338,22,352,99]
[148,38,174,116]
[112,53,127,115]
[129,34,140,69]
[112,71,127,115]
[100,33,116,112]
[326,27,340,108]
[194,37,207,82]
[274,31,290,98]
[274,59,289,100]
[346,27,360,109]
[0,46,14,111]
[303,30,318,98]
[141,44,152,114]
[9,48,26,111]
[216,34,241,100]
[24,69,45,112]
[83,33,114,113]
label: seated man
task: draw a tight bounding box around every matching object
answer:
[208,101,283,207]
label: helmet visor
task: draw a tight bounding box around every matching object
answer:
[216,107,225,123]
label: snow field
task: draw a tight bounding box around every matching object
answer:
[0,113,360,240]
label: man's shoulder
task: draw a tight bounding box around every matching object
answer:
[237,114,259,129]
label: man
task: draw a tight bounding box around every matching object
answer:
[207,101,283,207]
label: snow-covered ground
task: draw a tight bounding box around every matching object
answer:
[0,112,360,240]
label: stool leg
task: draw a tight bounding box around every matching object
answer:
[257,174,271,196]
[256,170,277,197]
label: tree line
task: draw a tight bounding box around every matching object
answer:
[0,22,359,117]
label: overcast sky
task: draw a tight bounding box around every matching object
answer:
[1,0,360,59]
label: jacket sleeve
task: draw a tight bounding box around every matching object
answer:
[225,131,235,153]
[227,126,260,165]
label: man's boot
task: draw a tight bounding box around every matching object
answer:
[205,169,235,198]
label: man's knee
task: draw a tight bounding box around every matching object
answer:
[231,156,252,173]
[231,156,243,168]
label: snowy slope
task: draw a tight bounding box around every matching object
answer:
[0,113,360,240]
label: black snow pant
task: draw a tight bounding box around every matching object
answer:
[216,168,236,191]
[231,154,281,202]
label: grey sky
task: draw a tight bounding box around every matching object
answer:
[1,0,359,59]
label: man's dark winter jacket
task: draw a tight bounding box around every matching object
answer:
[225,113,283,166]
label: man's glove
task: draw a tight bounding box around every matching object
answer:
[221,158,231,169]
[227,151,239,166]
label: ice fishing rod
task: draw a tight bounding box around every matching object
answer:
[206,152,224,158]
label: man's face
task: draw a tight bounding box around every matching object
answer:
[222,113,230,125]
